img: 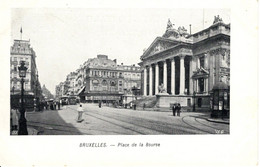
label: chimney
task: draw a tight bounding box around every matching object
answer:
[121,63,123,65]
[113,59,117,63]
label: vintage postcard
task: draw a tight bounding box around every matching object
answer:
[0,0,258,167]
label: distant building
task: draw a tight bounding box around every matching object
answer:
[42,84,54,100]
[10,39,42,109]
[139,16,230,109]
[56,54,142,103]
[78,54,141,103]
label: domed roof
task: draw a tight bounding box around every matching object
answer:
[212,81,229,90]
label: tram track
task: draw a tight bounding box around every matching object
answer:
[181,116,215,134]
[69,106,199,134]
[67,106,146,134]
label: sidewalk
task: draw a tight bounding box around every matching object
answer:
[11,126,39,135]
[104,104,230,125]
[192,113,230,125]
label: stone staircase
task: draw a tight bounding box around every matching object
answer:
[132,96,157,108]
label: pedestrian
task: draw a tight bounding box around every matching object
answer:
[46,101,48,110]
[54,101,57,110]
[60,99,62,107]
[130,102,133,109]
[172,103,176,116]
[77,103,84,122]
[50,102,53,110]
[143,103,146,110]
[177,103,181,116]
[133,103,136,110]
[10,108,19,131]
[58,101,60,110]
[99,100,102,108]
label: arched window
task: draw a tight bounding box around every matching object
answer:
[92,79,99,86]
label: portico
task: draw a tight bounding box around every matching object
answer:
[140,17,230,108]
[143,54,193,96]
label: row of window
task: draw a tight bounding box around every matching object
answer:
[90,70,141,78]
[197,54,229,69]
[92,79,139,88]
[11,82,30,90]
[11,56,29,61]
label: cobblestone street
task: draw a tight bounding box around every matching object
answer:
[26,103,229,135]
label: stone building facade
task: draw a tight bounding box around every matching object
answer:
[10,40,41,96]
[10,39,42,109]
[80,55,141,103]
[56,54,141,103]
[140,16,230,108]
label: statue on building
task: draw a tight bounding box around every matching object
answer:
[166,19,174,30]
[178,26,189,37]
[157,83,169,95]
[213,15,223,24]
[158,83,166,93]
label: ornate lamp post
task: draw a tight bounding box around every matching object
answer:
[193,91,196,112]
[18,61,28,135]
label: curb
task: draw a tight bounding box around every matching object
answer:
[193,116,230,125]
[206,118,230,125]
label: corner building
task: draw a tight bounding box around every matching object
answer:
[79,55,141,103]
[10,39,42,109]
[140,17,230,109]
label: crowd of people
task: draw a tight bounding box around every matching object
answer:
[36,100,62,111]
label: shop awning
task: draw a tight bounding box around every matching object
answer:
[77,86,86,96]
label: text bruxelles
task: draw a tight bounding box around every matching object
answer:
[79,143,107,147]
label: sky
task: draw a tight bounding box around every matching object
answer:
[11,8,230,94]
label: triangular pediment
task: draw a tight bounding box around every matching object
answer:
[141,37,179,59]
[192,68,209,78]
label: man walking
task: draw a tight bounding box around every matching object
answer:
[177,103,181,116]
[172,103,176,116]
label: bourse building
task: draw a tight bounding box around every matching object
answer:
[140,16,230,109]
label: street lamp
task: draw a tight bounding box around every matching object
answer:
[18,61,28,135]
[193,91,196,112]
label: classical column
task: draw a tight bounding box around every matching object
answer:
[171,58,175,95]
[143,67,147,96]
[189,58,194,94]
[155,63,159,95]
[205,78,208,93]
[197,57,200,69]
[149,65,153,96]
[196,79,199,92]
[163,61,167,92]
[180,55,185,95]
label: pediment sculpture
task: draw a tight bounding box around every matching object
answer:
[213,15,223,24]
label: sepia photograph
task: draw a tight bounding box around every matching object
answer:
[10,8,231,135]
[0,0,258,166]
